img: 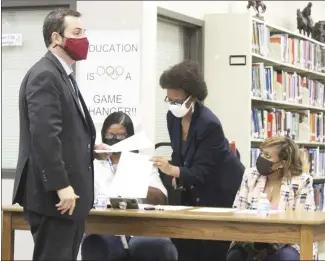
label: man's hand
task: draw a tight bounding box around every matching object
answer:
[94,143,112,160]
[55,186,79,215]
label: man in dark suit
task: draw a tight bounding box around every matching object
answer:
[13,8,108,260]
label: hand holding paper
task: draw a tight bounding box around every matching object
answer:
[94,143,112,160]
[152,156,180,178]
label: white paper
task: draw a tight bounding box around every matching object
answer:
[2,34,23,46]
[110,151,152,198]
[94,149,112,154]
[190,208,236,213]
[77,30,141,126]
[110,130,153,152]
[138,204,154,209]
[138,204,191,211]
[155,205,192,211]
[235,209,283,214]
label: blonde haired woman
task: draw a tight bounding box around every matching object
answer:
[226,137,317,261]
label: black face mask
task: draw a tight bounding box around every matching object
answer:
[103,136,138,155]
[103,137,120,146]
[256,155,281,176]
[103,137,122,156]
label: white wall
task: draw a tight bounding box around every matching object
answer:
[157,1,229,19]
[77,1,157,146]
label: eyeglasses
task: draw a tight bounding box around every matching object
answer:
[164,96,188,105]
[105,134,128,140]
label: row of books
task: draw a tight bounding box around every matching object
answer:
[252,21,325,73]
[252,63,325,108]
[251,108,325,142]
[301,148,325,177]
[250,147,325,178]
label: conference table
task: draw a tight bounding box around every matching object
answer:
[2,205,325,260]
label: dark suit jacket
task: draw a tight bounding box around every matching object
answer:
[13,51,96,220]
[163,102,244,207]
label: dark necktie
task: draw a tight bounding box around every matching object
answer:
[69,73,85,118]
[69,73,79,98]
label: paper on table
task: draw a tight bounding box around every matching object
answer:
[235,209,284,214]
[110,151,153,198]
[138,204,154,209]
[155,205,192,211]
[190,208,236,213]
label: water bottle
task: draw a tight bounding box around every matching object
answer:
[257,193,271,217]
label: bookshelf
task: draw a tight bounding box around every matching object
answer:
[204,13,325,195]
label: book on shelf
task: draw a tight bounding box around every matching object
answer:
[252,20,325,73]
[300,147,325,177]
[252,63,325,107]
[251,108,324,142]
[314,184,324,211]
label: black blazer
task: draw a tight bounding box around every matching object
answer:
[164,102,244,207]
[13,51,96,220]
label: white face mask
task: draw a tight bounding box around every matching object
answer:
[168,96,193,118]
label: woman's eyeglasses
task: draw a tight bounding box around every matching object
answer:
[164,96,187,105]
[105,134,128,140]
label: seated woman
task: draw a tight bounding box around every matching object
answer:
[226,136,317,261]
[81,112,178,261]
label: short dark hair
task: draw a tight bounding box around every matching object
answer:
[101,112,135,142]
[43,8,81,48]
[159,60,208,101]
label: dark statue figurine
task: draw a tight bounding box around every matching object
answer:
[297,2,314,37]
[247,0,267,18]
[313,21,325,43]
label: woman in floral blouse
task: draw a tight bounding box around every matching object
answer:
[226,136,317,261]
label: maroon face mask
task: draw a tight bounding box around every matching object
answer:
[62,37,89,61]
